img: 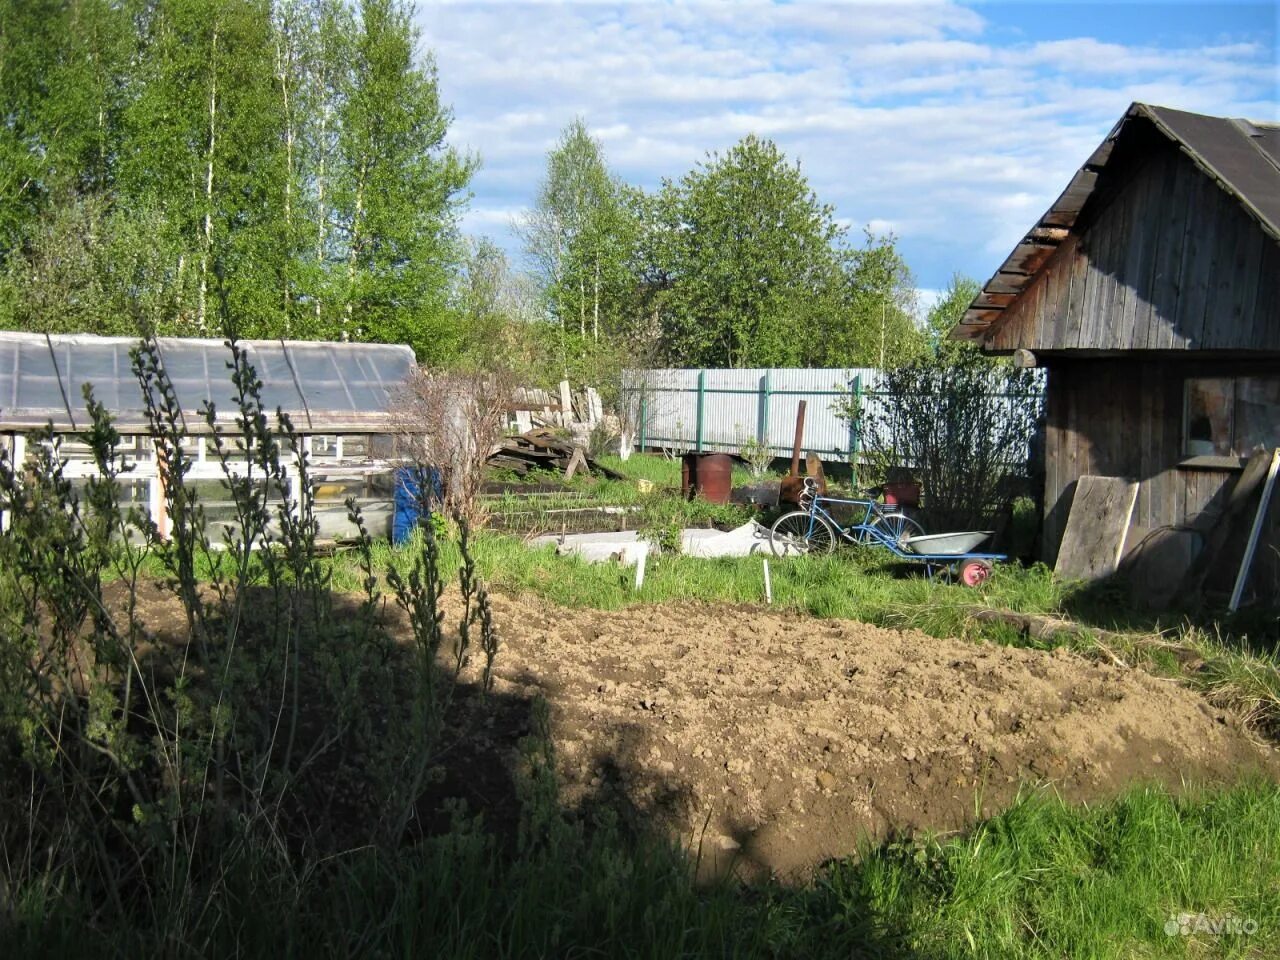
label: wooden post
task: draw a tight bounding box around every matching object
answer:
[558,379,573,426]
[638,387,647,452]
[762,558,772,604]
[847,374,862,466]
[757,371,771,449]
[790,400,807,477]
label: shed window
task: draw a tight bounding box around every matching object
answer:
[1184,377,1280,457]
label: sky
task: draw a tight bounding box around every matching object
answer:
[416,0,1279,308]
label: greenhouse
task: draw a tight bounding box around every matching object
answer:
[0,331,417,541]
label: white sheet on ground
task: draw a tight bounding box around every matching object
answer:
[529,521,770,565]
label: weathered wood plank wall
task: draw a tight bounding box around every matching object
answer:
[1042,358,1266,568]
[988,144,1280,354]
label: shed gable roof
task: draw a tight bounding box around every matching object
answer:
[952,102,1280,344]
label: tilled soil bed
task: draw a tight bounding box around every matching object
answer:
[111,580,1279,879]
[465,594,1278,878]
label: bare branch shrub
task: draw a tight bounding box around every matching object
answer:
[391,366,512,526]
[851,350,1044,532]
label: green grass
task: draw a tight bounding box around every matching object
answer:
[594,451,771,489]
[330,529,1075,632]
[11,780,1278,958]
[24,482,1280,958]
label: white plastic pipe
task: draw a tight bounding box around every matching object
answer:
[763,558,772,604]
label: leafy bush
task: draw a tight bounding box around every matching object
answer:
[855,350,1043,531]
[0,335,496,942]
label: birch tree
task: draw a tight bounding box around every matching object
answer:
[520,119,641,376]
[331,0,474,357]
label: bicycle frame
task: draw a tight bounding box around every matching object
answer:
[799,490,908,549]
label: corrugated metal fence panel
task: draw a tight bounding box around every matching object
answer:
[622,367,881,460]
[623,366,1043,462]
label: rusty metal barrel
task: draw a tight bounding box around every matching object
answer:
[681,452,733,504]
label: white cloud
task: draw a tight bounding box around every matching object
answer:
[421,1,1278,286]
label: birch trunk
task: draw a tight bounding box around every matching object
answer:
[315,102,330,329]
[343,157,368,339]
[198,27,219,334]
[275,11,296,328]
[592,257,600,342]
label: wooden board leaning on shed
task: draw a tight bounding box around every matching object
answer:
[1054,476,1139,581]
[1179,448,1279,606]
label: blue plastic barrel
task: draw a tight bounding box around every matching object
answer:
[392,466,441,545]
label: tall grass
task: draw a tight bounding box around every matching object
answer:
[8,777,1277,958]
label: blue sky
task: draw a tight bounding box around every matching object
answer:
[417,1,1279,308]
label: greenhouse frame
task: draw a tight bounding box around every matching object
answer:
[0,331,418,541]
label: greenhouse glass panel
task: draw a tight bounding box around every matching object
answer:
[57,338,133,418]
[153,341,217,416]
[290,343,414,415]
[0,333,414,431]
[238,343,301,414]
[11,338,68,420]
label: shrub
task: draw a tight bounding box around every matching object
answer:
[0,334,497,942]
[853,349,1043,531]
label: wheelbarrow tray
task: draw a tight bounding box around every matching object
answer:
[901,531,993,556]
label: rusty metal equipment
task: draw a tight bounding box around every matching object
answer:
[681,451,734,504]
[779,400,825,505]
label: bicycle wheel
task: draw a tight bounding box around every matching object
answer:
[870,512,924,547]
[769,511,836,558]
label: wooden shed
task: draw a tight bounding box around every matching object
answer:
[952,102,1280,605]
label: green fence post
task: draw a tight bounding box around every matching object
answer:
[758,371,771,450]
[638,387,647,452]
[695,369,706,452]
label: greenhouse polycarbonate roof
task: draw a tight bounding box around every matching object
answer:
[0,332,416,432]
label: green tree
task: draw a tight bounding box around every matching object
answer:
[451,236,541,377]
[0,0,129,259]
[924,272,982,355]
[520,120,645,380]
[0,0,474,355]
[832,229,923,368]
[331,0,475,359]
[651,135,849,368]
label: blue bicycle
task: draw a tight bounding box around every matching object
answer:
[769,477,924,558]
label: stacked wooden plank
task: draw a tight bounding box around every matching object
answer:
[487,429,626,480]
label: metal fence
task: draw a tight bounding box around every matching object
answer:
[621,366,1044,463]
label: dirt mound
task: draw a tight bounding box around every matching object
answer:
[471,595,1277,878]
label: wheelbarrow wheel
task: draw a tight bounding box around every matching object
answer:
[769,511,836,558]
[958,559,993,587]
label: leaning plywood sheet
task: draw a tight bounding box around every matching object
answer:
[1054,475,1139,581]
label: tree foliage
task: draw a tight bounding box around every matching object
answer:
[924,272,982,355]
[649,135,847,368]
[642,135,922,369]
[519,120,643,381]
[862,347,1042,532]
[0,0,473,358]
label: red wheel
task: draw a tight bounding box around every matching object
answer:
[959,559,992,587]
